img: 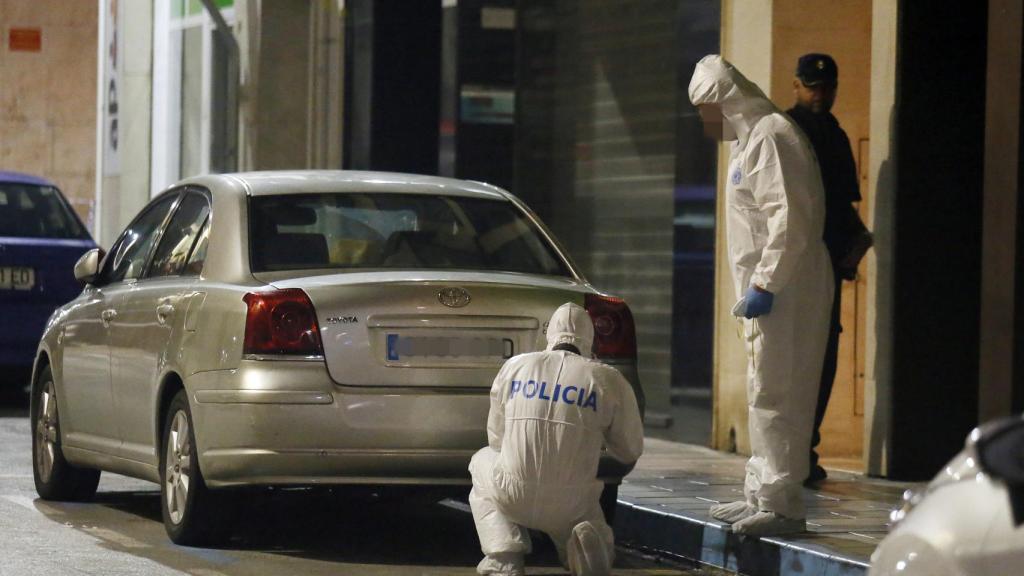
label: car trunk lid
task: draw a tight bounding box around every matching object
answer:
[258,270,588,388]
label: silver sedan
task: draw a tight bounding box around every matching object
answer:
[30,171,643,545]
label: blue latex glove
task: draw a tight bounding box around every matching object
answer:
[742,286,774,318]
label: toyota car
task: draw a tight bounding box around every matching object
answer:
[30,171,644,544]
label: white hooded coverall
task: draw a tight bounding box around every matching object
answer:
[689,55,834,520]
[469,303,644,575]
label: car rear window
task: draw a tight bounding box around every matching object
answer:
[0,183,90,239]
[249,193,572,277]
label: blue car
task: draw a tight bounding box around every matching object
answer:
[0,171,96,375]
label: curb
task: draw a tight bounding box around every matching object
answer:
[615,500,870,576]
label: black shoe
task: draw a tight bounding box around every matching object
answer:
[803,465,828,487]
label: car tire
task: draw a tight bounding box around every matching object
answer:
[600,483,619,525]
[32,365,101,501]
[160,389,234,546]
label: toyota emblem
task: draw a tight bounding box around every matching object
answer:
[438,287,471,308]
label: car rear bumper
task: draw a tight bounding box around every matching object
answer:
[0,302,53,367]
[0,343,37,367]
[188,360,633,488]
[188,360,490,487]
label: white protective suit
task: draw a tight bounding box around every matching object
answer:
[469,303,644,576]
[688,55,834,523]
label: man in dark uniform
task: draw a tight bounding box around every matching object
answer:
[786,53,871,486]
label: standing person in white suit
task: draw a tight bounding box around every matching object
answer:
[469,302,644,576]
[689,54,834,536]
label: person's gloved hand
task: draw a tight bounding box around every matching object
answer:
[742,286,774,318]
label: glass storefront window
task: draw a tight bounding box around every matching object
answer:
[152,0,235,193]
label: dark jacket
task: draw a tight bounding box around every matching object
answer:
[786,106,861,266]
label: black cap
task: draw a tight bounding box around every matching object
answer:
[796,53,838,86]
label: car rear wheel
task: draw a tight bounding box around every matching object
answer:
[161,389,235,545]
[32,365,101,501]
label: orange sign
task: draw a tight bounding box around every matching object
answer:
[9,28,42,52]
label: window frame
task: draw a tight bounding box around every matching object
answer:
[96,189,184,287]
[181,213,211,277]
[143,187,213,280]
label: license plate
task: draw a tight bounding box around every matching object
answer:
[0,267,34,290]
[386,334,513,361]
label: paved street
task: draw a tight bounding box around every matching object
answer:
[0,391,722,576]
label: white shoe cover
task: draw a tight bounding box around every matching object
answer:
[731,511,805,536]
[567,521,612,576]
[477,552,525,576]
[709,501,757,524]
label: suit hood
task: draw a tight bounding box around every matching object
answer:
[688,54,777,146]
[546,302,594,356]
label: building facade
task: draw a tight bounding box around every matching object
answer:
[83,0,1024,480]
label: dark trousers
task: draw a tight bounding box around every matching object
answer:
[810,273,842,470]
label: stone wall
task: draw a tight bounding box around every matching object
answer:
[0,0,97,231]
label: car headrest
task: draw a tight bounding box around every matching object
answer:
[272,205,318,227]
[262,233,329,269]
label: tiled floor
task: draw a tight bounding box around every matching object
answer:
[616,438,922,575]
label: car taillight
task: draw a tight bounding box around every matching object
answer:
[242,289,323,356]
[584,293,637,359]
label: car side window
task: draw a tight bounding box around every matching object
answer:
[183,216,210,276]
[147,192,211,278]
[100,193,178,284]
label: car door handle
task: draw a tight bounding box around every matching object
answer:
[156,304,175,324]
[101,309,117,325]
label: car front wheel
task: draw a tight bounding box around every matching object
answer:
[32,365,101,501]
[161,389,234,545]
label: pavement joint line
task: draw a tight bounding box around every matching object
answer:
[82,526,150,549]
[439,498,472,513]
[828,511,858,519]
[849,531,883,541]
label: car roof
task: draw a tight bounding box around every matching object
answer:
[0,170,55,187]
[181,170,511,200]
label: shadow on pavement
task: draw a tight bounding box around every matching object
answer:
[47,486,569,572]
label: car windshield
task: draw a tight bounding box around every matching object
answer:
[250,193,572,277]
[0,183,90,239]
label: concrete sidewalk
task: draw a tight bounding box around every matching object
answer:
[614,438,920,576]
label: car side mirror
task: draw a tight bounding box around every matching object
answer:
[976,417,1024,526]
[74,248,103,285]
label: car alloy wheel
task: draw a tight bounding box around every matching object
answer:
[160,389,235,545]
[31,365,100,501]
[35,378,59,484]
[164,410,192,525]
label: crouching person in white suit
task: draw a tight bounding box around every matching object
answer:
[469,302,644,576]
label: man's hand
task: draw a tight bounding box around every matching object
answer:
[743,285,774,318]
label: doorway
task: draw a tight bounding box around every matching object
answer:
[770,0,873,471]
